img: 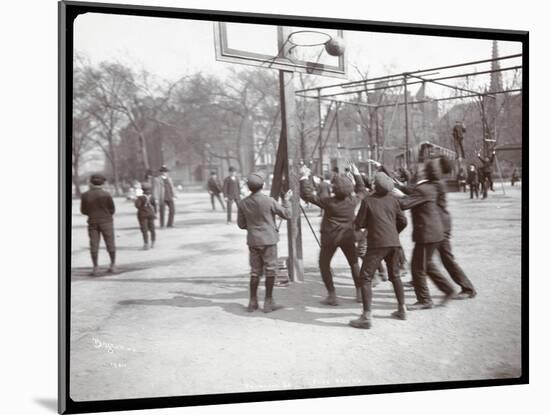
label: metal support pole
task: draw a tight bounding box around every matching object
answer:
[494,153,506,195]
[403,74,410,170]
[277,25,304,283]
[279,69,303,282]
[375,108,380,161]
[336,105,340,148]
[317,88,323,176]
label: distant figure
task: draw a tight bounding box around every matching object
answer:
[156,165,176,228]
[477,150,496,198]
[207,171,225,211]
[223,166,241,224]
[456,167,467,192]
[466,164,480,199]
[135,182,157,250]
[511,168,520,186]
[80,173,116,276]
[237,173,292,313]
[144,169,155,189]
[452,121,466,159]
[344,167,356,186]
[133,180,143,197]
[331,166,340,183]
[395,167,411,185]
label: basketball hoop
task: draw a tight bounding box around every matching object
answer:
[286,30,346,58]
[287,30,332,48]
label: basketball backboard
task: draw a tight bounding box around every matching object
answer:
[214,22,347,78]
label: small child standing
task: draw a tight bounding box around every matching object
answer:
[135,182,157,250]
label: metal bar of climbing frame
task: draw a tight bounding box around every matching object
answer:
[295,53,522,94]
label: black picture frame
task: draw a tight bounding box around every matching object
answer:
[59,1,529,413]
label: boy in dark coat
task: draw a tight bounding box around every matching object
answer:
[207,171,225,211]
[433,157,477,299]
[397,161,456,309]
[452,121,466,159]
[466,164,480,199]
[478,150,496,195]
[223,166,241,224]
[134,182,157,250]
[457,168,467,192]
[511,168,520,186]
[237,173,292,313]
[299,163,366,305]
[350,172,408,329]
[80,173,116,276]
[156,165,176,228]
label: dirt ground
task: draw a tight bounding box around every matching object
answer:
[69,183,523,402]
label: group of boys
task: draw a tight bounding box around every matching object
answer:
[80,165,178,275]
[80,156,477,330]
[456,151,496,199]
[207,166,243,224]
[451,120,499,200]
[237,156,477,329]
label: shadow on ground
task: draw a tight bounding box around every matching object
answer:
[116,271,421,329]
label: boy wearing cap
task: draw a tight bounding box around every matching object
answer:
[477,150,496,195]
[397,160,456,309]
[237,173,292,313]
[157,165,176,228]
[452,121,466,159]
[135,182,157,250]
[432,157,477,299]
[80,173,116,276]
[350,172,408,329]
[467,164,480,199]
[223,166,241,223]
[299,163,366,305]
[207,171,225,211]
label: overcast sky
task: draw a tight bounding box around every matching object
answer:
[74,12,522,98]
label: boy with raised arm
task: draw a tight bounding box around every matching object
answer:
[299,162,366,305]
[349,172,408,329]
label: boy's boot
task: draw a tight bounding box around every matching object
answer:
[247,277,260,312]
[263,277,283,313]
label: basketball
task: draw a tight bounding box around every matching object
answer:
[325,37,346,56]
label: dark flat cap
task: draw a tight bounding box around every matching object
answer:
[90,173,106,185]
[374,172,394,194]
[247,173,264,192]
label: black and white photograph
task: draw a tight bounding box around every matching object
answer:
[59,1,528,413]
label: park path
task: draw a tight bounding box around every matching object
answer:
[69,186,523,401]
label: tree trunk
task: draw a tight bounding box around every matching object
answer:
[108,134,121,196]
[72,161,81,197]
[138,132,150,171]
[299,130,306,161]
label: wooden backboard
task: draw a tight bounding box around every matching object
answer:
[214,22,347,78]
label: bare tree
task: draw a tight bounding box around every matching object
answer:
[78,62,130,195]
[72,61,95,196]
